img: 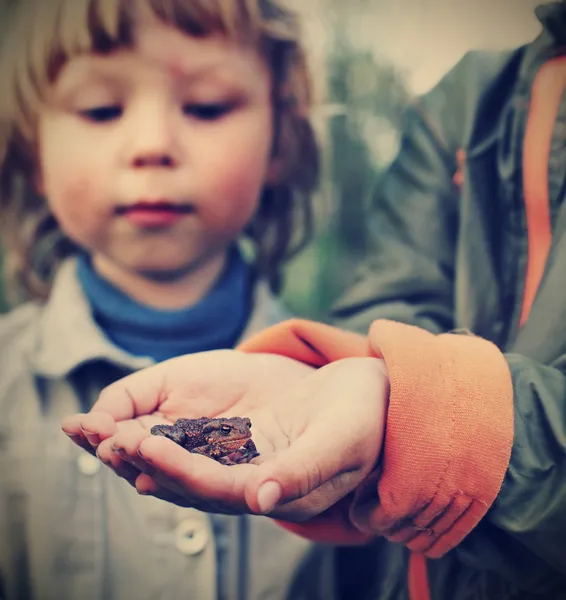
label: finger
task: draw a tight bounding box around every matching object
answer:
[110,421,155,473]
[135,474,246,515]
[96,423,154,474]
[113,461,141,487]
[135,473,188,503]
[136,473,162,495]
[135,472,202,505]
[79,412,117,448]
[96,437,120,465]
[137,435,253,512]
[91,361,171,419]
[96,441,141,486]
[61,413,87,437]
[96,438,142,485]
[61,414,95,455]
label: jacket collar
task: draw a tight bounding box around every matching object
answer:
[535,2,566,47]
[466,3,566,160]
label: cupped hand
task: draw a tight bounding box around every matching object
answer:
[62,349,312,487]
[62,349,389,522]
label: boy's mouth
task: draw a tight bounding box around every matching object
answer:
[116,200,195,228]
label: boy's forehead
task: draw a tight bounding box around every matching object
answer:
[131,17,256,79]
[54,30,260,90]
[134,23,265,86]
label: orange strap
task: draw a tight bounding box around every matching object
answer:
[409,554,432,600]
[519,56,566,326]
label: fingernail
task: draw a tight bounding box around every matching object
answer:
[81,428,100,447]
[257,481,281,514]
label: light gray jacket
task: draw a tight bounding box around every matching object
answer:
[0,259,312,600]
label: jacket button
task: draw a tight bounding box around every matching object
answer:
[175,518,209,555]
[77,453,101,476]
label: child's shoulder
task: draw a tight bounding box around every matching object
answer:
[0,302,44,410]
[0,301,44,372]
[0,301,43,343]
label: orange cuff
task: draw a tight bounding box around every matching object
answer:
[237,318,514,557]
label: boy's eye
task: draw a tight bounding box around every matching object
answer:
[183,103,231,121]
[79,106,123,122]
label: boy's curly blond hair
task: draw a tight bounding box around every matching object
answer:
[0,0,320,303]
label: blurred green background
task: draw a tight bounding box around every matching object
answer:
[280,5,410,321]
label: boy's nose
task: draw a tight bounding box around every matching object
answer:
[124,102,182,169]
[129,125,179,168]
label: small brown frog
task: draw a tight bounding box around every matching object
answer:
[150,416,259,465]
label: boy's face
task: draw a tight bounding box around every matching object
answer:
[36,15,275,282]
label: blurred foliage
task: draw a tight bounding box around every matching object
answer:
[282,20,411,320]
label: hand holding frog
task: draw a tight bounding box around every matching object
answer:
[62,350,389,522]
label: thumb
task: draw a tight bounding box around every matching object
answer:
[92,361,168,420]
[92,350,237,420]
[246,425,368,517]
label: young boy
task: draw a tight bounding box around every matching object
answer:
[0,1,321,599]
[64,2,566,600]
